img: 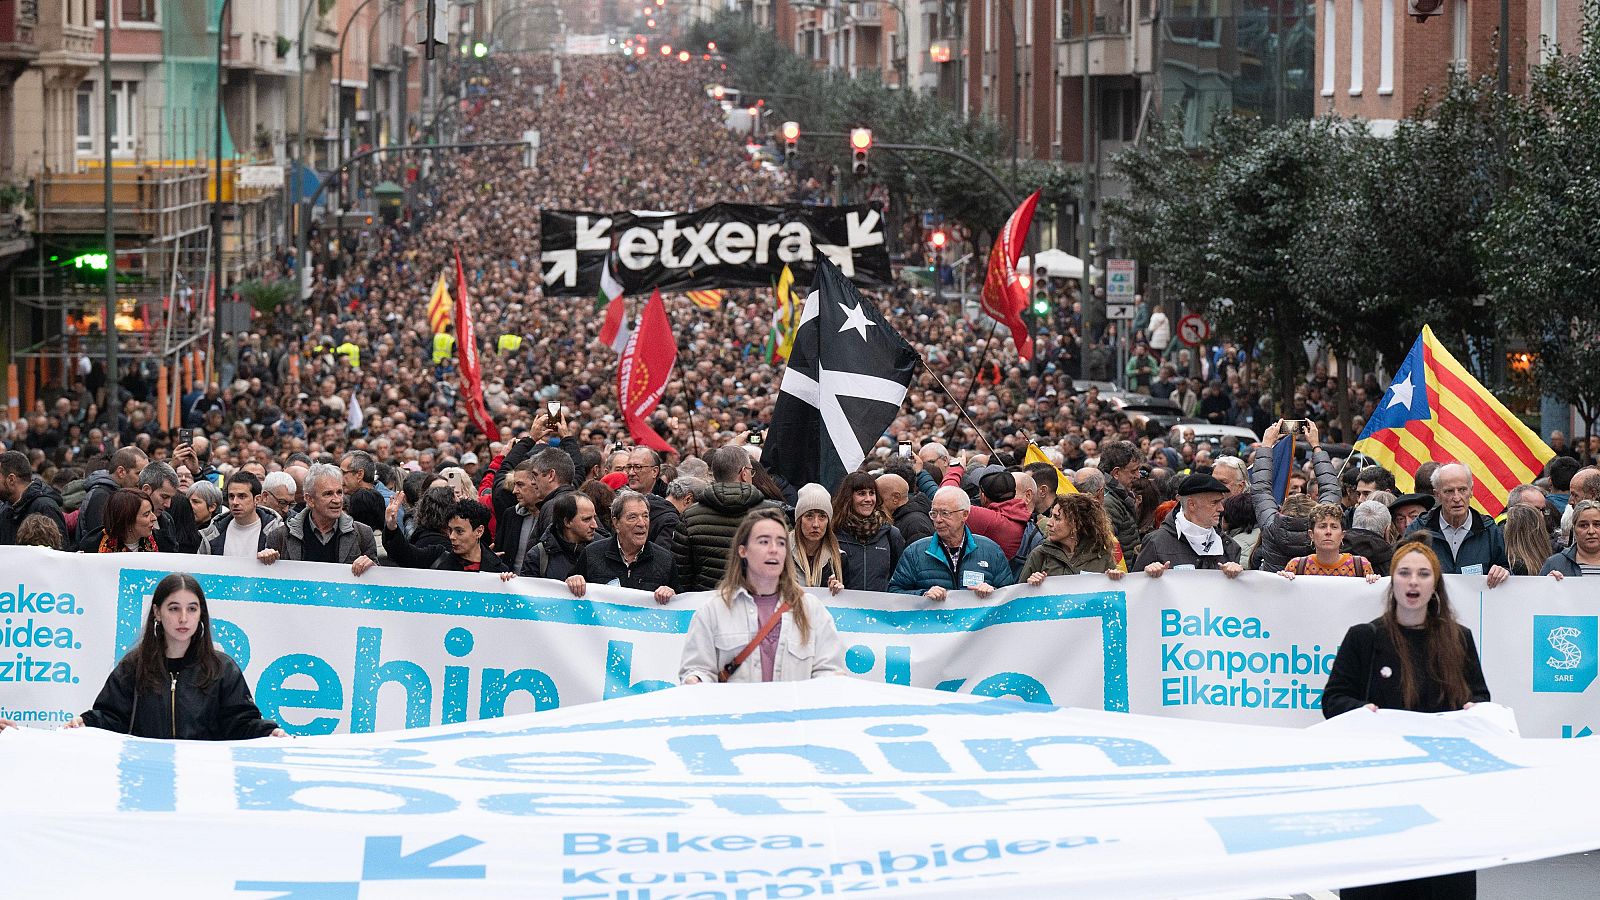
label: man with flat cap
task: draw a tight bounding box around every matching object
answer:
[1134,473,1245,577]
[1387,492,1434,539]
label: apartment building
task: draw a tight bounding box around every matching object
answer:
[1317,0,1583,134]
[2,0,435,423]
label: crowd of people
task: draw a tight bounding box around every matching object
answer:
[1,51,1597,697]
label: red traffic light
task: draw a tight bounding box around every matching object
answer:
[849,128,873,151]
[781,121,800,142]
[678,50,690,62]
[930,230,947,249]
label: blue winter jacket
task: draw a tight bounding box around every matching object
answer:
[1405,507,1508,575]
[889,527,1015,594]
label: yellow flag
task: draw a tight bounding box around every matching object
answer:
[1024,442,1077,494]
[770,265,801,362]
[426,272,453,334]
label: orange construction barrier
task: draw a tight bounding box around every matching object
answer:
[156,365,169,430]
[5,363,17,421]
[21,358,35,414]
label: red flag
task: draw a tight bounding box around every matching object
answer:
[453,249,501,442]
[616,288,677,456]
[979,190,1041,360]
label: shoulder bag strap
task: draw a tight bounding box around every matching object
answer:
[719,601,791,683]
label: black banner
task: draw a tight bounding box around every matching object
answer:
[539,203,892,296]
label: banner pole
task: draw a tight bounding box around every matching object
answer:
[675,358,701,459]
[920,355,996,457]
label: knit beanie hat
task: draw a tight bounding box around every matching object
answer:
[794,483,832,522]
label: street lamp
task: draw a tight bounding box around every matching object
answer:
[212,0,236,368]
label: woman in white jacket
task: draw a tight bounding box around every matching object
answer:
[680,508,847,684]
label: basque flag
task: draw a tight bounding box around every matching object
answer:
[765,258,917,491]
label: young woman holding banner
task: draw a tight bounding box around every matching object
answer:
[67,573,285,740]
[679,509,845,684]
[1323,540,1489,900]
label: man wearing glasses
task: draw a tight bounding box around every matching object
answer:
[890,486,1014,600]
[626,447,681,546]
[258,471,300,521]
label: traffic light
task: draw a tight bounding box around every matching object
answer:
[930,230,947,250]
[850,128,872,176]
[472,41,487,58]
[780,121,800,162]
[1407,0,1443,21]
[1031,265,1051,316]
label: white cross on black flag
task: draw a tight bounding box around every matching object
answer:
[765,257,918,492]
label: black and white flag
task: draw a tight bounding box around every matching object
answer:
[765,257,917,491]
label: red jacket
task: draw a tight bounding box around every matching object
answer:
[942,465,1034,558]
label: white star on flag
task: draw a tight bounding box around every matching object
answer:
[1386,372,1415,411]
[837,301,875,341]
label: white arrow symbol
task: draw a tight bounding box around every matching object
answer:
[816,243,856,277]
[846,210,884,248]
[576,216,612,251]
[542,249,576,287]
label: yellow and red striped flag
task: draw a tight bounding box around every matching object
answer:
[1353,325,1553,516]
[686,289,724,309]
[425,272,453,334]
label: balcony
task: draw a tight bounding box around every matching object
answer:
[0,0,38,70]
[34,167,210,239]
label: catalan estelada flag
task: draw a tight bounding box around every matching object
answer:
[425,272,452,334]
[686,289,724,310]
[1354,326,1553,516]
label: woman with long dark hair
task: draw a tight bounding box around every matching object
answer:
[831,471,904,592]
[68,573,284,739]
[1323,540,1489,899]
[96,488,158,553]
[679,508,845,684]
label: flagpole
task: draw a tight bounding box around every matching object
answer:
[675,358,702,459]
[941,318,1001,448]
[919,355,997,457]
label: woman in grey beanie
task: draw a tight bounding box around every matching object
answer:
[791,482,844,594]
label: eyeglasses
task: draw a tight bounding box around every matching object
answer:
[929,509,964,519]
[623,464,658,472]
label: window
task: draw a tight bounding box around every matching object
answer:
[1540,0,1558,64]
[121,0,156,22]
[76,80,139,156]
[1450,0,1468,71]
[75,84,93,154]
[1321,0,1335,96]
[1349,0,1364,95]
[1379,0,1394,93]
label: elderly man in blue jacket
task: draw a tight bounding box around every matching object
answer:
[890,486,1014,600]
[1405,462,1511,587]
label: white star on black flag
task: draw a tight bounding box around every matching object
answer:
[765,257,917,491]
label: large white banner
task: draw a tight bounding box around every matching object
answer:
[1,546,1596,737]
[5,680,1600,897]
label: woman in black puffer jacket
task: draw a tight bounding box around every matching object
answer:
[832,471,905,592]
[1247,422,1342,571]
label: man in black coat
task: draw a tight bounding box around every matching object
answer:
[0,450,67,545]
[1134,474,1245,576]
[567,491,676,604]
[340,450,387,532]
[672,446,781,592]
[877,472,934,545]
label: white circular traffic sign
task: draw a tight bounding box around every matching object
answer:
[1177,314,1211,347]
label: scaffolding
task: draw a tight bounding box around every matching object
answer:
[8,166,214,428]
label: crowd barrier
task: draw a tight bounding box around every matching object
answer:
[1,546,1594,737]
